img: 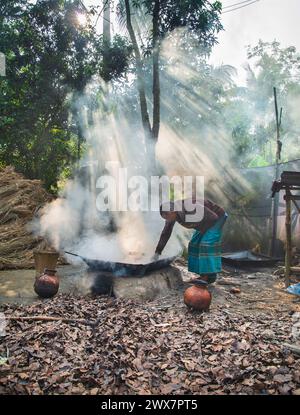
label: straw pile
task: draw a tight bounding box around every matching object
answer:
[0,166,53,270]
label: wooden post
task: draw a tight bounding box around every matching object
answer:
[270,87,282,257]
[285,189,292,287]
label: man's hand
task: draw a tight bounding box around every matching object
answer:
[151,253,160,262]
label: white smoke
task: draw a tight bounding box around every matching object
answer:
[32,90,184,264]
[32,29,250,265]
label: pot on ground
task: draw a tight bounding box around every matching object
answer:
[184,280,211,311]
[34,268,59,298]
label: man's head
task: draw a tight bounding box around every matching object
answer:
[160,202,177,221]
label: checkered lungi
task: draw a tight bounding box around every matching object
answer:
[188,214,228,277]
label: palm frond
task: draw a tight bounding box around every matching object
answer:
[212,64,237,85]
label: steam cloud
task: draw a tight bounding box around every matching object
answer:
[32,29,250,265]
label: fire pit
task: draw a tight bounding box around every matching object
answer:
[65,251,183,300]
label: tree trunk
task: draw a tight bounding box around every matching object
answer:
[103,0,111,45]
[124,0,152,138]
[77,120,82,162]
[152,0,160,141]
[73,106,83,164]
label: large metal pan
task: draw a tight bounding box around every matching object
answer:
[222,250,281,268]
[65,251,177,277]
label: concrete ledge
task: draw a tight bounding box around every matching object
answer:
[113,266,183,301]
[0,265,183,304]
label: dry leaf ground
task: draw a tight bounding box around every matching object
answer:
[0,262,300,395]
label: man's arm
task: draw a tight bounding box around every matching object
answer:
[155,220,175,255]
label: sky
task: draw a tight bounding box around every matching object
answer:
[210,0,300,84]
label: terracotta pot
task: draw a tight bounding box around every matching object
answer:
[34,268,59,298]
[184,281,212,311]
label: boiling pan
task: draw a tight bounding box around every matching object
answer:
[222,250,281,268]
[65,251,177,277]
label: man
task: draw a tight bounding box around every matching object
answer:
[154,198,228,284]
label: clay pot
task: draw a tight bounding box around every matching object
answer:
[34,269,59,298]
[184,280,212,311]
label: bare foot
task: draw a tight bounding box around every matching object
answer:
[187,275,208,283]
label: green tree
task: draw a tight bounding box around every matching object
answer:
[118,0,223,142]
[226,40,300,167]
[0,0,131,190]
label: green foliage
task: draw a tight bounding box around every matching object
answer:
[118,0,223,56]
[143,0,222,45]
[0,0,132,191]
[2,0,300,190]
[225,41,300,167]
[100,35,133,82]
[116,0,223,143]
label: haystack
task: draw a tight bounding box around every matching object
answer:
[0,166,53,269]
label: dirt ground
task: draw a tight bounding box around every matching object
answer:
[0,260,300,395]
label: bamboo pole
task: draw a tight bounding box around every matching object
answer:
[270,87,282,257]
[285,190,292,287]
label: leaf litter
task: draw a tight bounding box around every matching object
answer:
[0,280,299,395]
